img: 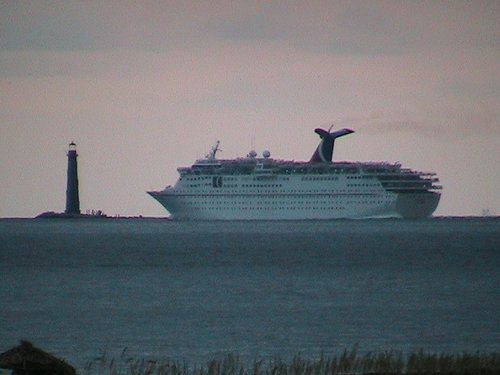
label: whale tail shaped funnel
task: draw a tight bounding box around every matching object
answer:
[309,127,354,163]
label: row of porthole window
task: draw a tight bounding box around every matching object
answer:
[302,176,339,181]
[188,206,348,211]
[176,190,357,194]
[183,176,210,181]
[182,176,238,181]
[179,188,370,194]
[346,183,378,187]
[347,175,375,180]
[181,201,388,209]
[241,184,283,188]
[178,194,382,202]
[181,199,384,207]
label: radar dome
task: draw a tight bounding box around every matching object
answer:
[263,150,271,158]
[247,150,257,158]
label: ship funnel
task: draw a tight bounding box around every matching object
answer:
[65,142,80,215]
[310,128,354,163]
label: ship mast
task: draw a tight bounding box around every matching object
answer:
[206,141,221,160]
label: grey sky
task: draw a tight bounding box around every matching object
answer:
[1,1,499,217]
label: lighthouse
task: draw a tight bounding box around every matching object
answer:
[65,142,80,215]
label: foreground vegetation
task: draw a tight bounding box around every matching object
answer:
[85,347,500,375]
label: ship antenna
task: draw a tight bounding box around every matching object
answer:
[207,140,221,160]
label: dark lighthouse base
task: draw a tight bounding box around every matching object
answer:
[35,211,108,219]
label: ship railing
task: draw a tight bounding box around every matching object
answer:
[395,179,441,185]
[385,185,442,191]
[372,170,438,178]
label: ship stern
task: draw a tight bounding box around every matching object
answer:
[395,192,441,218]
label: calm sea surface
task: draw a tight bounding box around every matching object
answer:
[0,218,499,369]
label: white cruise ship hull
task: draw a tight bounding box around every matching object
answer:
[148,190,440,220]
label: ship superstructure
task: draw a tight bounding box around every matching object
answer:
[148,128,441,220]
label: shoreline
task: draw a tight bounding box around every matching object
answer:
[0,215,499,221]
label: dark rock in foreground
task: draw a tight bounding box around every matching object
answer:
[0,341,76,375]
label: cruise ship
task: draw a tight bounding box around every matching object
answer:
[148,128,441,220]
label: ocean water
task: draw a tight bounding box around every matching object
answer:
[0,218,499,370]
